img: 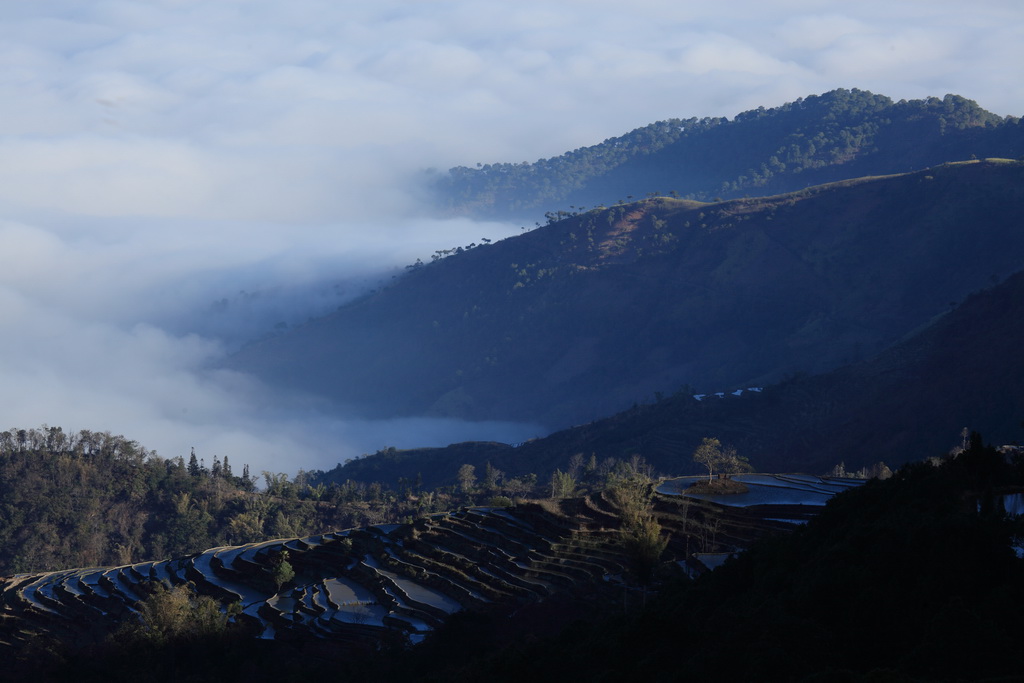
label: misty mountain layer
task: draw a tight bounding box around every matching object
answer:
[229,159,1024,432]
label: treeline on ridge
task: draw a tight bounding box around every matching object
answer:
[0,426,429,574]
[0,425,676,575]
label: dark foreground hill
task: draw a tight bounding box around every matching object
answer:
[418,440,1024,683]
[431,89,1024,220]
[7,440,1024,682]
[230,160,1024,431]
[313,263,1024,490]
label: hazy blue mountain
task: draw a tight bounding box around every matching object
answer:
[430,88,1024,220]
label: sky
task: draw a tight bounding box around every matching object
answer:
[1,0,1022,478]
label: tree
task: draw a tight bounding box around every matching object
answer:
[122,583,228,645]
[719,445,753,477]
[692,437,750,480]
[567,453,584,479]
[482,462,502,493]
[692,437,725,481]
[262,471,290,497]
[187,448,200,477]
[271,550,295,590]
[623,511,668,586]
[550,469,577,498]
[241,463,255,492]
[503,473,537,497]
[457,464,477,493]
[268,510,299,539]
[609,477,667,586]
[227,510,265,545]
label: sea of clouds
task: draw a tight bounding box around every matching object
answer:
[0,1,1020,477]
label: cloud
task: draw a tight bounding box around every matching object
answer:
[674,33,803,77]
[0,210,535,477]
[775,14,872,52]
[0,0,1021,476]
[0,228,543,476]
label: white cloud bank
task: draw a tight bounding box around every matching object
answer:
[0,1,1021,476]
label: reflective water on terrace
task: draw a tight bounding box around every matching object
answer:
[657,473,865,507]
[1,505,629,653]
[324,577,375,606]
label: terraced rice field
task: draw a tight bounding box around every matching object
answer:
[0,503,630,653]
[0,480,863,656]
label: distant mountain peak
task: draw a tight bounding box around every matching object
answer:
[430,89,1021,221]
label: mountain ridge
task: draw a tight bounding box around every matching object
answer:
[431,88,1024,220]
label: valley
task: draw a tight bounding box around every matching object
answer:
[3,87,1024,681]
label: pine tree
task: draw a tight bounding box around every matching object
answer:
[188,448,200,478]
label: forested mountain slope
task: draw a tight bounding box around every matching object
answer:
[0,427,479,576]
[431,89,1024,220]
[230,160,1024,430]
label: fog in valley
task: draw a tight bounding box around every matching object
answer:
[1,1,1020,476]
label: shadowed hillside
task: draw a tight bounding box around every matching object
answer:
[230,160,1024,431]
[408,441,1024,683]
[310,263,1024,490]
